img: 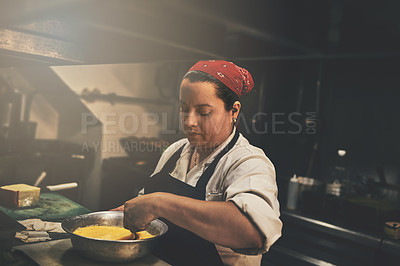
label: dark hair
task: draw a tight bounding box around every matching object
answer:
[183,70,239,111]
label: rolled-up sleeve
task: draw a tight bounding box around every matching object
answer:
[223,155,282,254]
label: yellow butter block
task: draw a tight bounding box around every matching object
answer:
[0,184,40,207]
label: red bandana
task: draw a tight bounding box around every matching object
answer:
[188,60,254,98]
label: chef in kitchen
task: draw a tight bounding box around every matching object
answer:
[111,60,282,266]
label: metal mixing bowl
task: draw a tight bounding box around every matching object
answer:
[61,211,168,263]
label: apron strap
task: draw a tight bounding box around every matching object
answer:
[195,129,240,191]
[162,144,185,173]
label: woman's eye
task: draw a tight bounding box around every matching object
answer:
[199,112,211,117]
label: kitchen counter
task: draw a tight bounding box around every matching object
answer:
[282,209,400,255]
[282,210,382,248]
[381,237,400,256]
[263,209,400,265]
[11,238,169,266]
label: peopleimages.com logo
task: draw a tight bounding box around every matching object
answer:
[81,111,318,136]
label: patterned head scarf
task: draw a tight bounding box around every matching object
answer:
[188,60,254,98]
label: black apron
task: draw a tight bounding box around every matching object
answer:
[144,129,239,266]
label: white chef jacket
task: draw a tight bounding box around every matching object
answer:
[146,128,282,265]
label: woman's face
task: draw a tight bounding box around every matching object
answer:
[179,79,234,150]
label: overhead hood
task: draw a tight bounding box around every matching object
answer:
[1,0,400,67]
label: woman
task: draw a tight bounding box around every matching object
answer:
[112,60,282,265]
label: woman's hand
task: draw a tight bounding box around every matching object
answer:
[122,193,161,232]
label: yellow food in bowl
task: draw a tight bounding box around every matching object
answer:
[73,225,156,240]
[136,230,155,240]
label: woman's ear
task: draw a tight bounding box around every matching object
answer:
[232,101,241,119]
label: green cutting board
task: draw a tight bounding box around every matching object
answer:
[0,193,90,221]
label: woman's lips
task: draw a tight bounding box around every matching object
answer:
[185,131,201,137]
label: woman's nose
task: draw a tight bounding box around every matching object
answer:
[184,112,198,127]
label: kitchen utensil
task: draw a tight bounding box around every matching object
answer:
[46,182,78,192]
[61,211,168,263]
[34,172,47,187]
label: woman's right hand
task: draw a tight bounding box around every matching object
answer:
[123,193,162,232]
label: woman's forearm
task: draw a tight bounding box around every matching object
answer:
[153,192,263,249]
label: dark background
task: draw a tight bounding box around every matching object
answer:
[240,58,400,184]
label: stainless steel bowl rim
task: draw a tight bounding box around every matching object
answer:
[61,211,168,243]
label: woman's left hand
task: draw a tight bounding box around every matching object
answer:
[122,193,161,232]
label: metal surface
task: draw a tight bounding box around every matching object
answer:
[269,245,335,266]
[0,28,83,63]
[61,211,168,263]
[381,238,400,256]
[13,238,170,266]
[80,89,176,106]
[282,210,382,248]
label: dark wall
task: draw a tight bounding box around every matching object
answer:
[321,58,400,184]
[239,58,400,186]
